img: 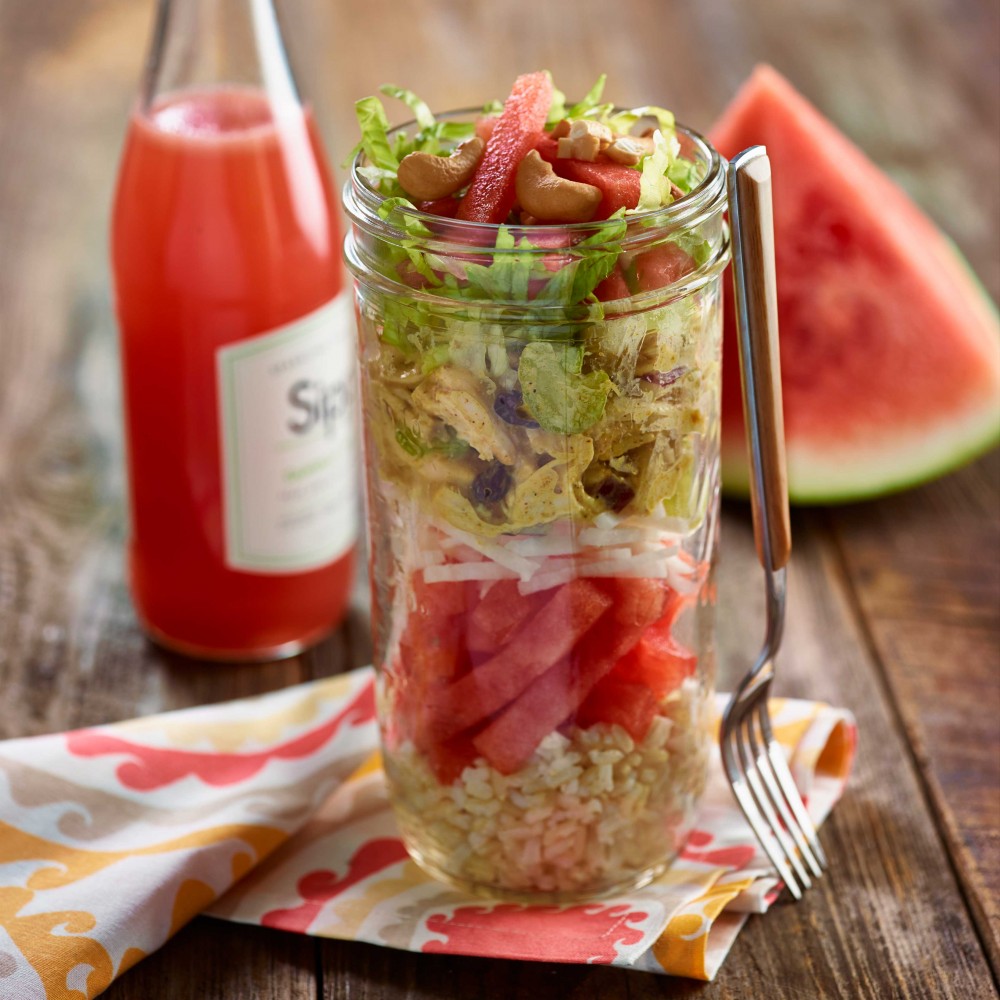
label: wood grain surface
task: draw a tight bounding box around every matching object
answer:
[0,0,997,997]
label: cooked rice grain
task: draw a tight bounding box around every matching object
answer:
[385,679,710,896]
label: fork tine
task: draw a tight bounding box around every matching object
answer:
[722,705,804,899]
[741,708,812,894]
[759,709,828,870]
[747,701,822,882]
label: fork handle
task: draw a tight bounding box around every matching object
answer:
[728,148,792,571]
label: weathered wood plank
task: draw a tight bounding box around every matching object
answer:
[107,919,318,1000]
[828,451,1000,972]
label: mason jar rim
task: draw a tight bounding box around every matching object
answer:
[344,109,728,244]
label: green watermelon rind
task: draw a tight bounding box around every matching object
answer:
[722,400,1000,504]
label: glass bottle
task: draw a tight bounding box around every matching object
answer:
[111,0,357,661]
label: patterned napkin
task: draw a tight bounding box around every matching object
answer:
[0,667,855,999]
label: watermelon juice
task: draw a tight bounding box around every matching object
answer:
[344,75,730,900]
[112,89,356,659]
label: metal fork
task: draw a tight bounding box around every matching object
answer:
[720,147,826,900]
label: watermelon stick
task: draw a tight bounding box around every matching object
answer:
[472,617,652,775]
[421,578,611,744]
[455,71,552,224]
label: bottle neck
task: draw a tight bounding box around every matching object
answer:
[141,0,300,113]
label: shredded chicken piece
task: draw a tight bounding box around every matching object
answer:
[412,365,517,465]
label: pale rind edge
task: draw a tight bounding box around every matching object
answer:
[721,394,1000,504]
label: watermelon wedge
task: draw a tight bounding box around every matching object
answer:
[710,66,1000,502]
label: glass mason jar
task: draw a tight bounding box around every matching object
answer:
[344,118,729,901]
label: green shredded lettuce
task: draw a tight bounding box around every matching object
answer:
[667,156,704,195]
[379,85,436,132]
[519,342,613,434]
[631,130,679,214]
[354,96,397,173]
[547,73,608,124]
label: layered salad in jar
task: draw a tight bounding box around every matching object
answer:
[343,72,728,900]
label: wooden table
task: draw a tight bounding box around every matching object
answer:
[1,1,998,996]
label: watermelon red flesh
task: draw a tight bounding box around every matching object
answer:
[600,575,669,627]
[465,579,545,653]
[471,614,652,775]
[421,733,480,786]
[710,66,1000,501]
[576,586,694,736]
[612,629,697,700]
[534,134,641,218]
[470,580,667,775]
[390,577,473,743]
[420,578,612,744]
[577,679,658,742]
[417,196,460,218]
[594,242,696,301]
[456,72,553,224]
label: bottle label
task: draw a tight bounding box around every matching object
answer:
[217,294,357,573]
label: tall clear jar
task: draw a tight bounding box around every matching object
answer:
[344,120,729,901]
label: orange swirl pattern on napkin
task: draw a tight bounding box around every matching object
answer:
[0,668,855,998]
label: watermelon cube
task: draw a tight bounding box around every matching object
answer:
[613,629,697,700]
[600,576,668,628]
[419,732,480,786]
[555,159,640,219]
[411,575,470,619]
[631,243,695,291]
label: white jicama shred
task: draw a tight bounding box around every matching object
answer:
[582,549,672,579]
[417,511,703,592]
[577,527,646,546]
[665,554,700,594]
[630,538,680,556]
[415,548,445,567]
[517,564,579,595]
[580,547,634,564]
[424,562,519,583]
[433,521,539,577]
[504,536,581,557]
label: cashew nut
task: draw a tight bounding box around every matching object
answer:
[397,136,485,201]
[550,119,571,139]
[556,119,613,161]
[605,135,655,165]
[515,150,601,223]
